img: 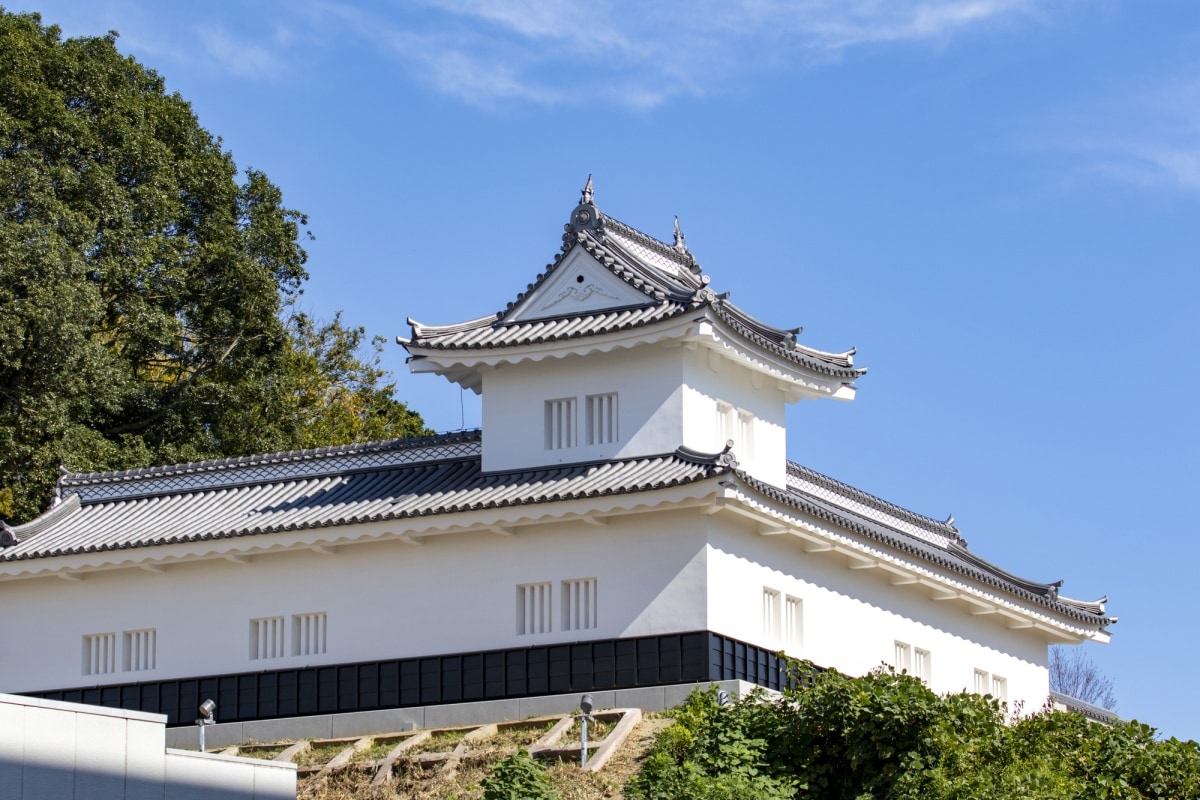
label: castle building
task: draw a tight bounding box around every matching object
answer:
[0,182,1111,726]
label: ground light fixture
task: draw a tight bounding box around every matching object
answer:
[196,699,216,752]
[579,694,594,767]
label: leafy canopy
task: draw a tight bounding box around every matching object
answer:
[630,667,1200,800]
[0,10,426,523]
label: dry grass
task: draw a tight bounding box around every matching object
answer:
[350,734,416,764]
[406,727,469,755]
[467,720,557,758]
[237,742,293,761]
[559,716,617,747]
[292,714,671,800]
[293,741,354,767]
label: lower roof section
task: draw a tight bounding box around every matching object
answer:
[0,430,1111,632]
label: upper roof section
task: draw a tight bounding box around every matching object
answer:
[401,179,864,395]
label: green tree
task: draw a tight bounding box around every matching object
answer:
[633,669,1200,800]
[0,10,425,523]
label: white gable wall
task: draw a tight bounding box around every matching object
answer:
[504,248,652,323]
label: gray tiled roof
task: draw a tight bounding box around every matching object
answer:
[1049,690,1119,723]
[404,199,864,382]
[0,431,1110,630]
[742,470,1112,625]
[0,432,726,561]
[786,463,962,546]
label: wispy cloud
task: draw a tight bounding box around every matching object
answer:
[1034,74,1200,195]
[23,0,1048,108]
[197,26,292,81]
[303,0,1046,109]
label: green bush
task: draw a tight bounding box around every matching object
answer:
[479,749,559,800]
[629,667,1200,800]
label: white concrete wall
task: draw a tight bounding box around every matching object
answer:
[703,517,1051,714]
[0,511,711,694]
[0,693,295,800]
[480,342,789,488]
[481,346,686,472]
[1,501,1052,716]
[681,347,788,487]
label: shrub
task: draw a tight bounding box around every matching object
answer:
[479,749,559,800]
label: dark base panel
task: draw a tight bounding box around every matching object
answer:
[26,631,803,727]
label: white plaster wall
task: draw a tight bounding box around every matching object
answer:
[480,341,790,488]
[481,346,686,472]
[2,502,1055,716]
[0,693,294,800]
[0,511,711,695]
[703,518,1051,714]
[681,347,788,487]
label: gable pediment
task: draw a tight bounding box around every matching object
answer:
[503,246,654,324]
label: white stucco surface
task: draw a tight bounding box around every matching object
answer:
[1,495,1056,714]
[0,693,295,800]
[703,519,1051,711]
[0,511,713,694]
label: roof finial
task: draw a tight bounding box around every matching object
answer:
[672,216,687,253]
[580,174,593,205]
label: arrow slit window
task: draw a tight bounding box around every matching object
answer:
[292,612,327,656]
[585,394,618,445]
[123,628,156,672]
[517,582,552,635]
[250,616,285,660]
[784,595,803,647]
[562,578,598,631]
[763,588,781,639]
[82,632,116,676]
[545,398,576,450]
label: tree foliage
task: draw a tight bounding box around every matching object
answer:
[631,668,1200,800]
[0,10,425,523]
[1050,645,1118,710]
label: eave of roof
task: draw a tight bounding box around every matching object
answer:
[736,467,1112,628]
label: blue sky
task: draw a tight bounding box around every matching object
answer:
[11,1,1199,740]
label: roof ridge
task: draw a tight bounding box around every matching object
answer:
[786,461,960,539]
[1,494,81,545]
[598,212,699,272]
[60,430,484,489]
[406,313,499,338]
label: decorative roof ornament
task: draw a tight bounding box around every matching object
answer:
[565,174,602,235]
[672,216,688,254]
[51,465,70,508]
